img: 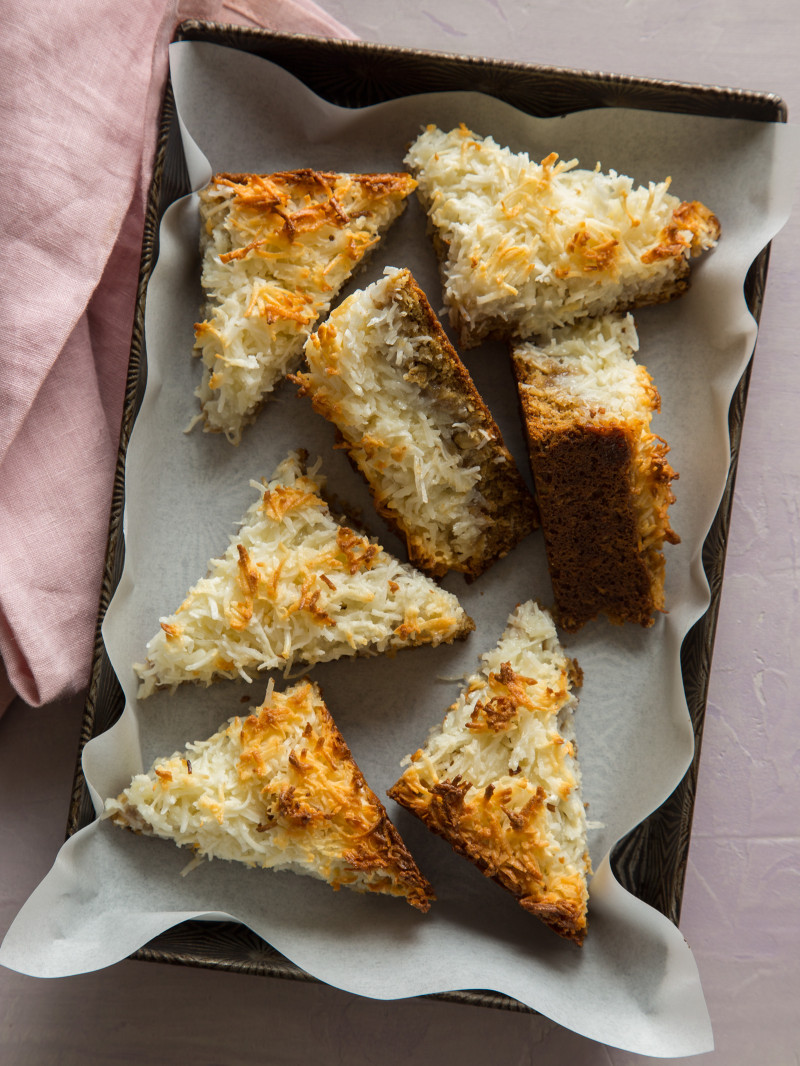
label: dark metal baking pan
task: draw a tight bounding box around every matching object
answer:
[69,20,785,1012]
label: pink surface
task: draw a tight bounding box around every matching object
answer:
[1,1,798,1063]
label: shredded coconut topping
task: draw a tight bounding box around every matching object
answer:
[104,680,434,909]
[389,600,591,942]
[134,452,473,697]
[515,313,650,416]
[299,268,493,571]
[400,601,588,871]
[406,124,719,344]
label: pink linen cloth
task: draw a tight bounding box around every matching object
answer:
[0,0,355,716]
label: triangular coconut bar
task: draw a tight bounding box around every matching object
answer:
[406,124,719,347]
[134,452,474,698]
[193,169,417,443]
[293,267,539,579]
[105,679,435,911]
[388,600,591,944]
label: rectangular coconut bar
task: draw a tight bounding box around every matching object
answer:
[293,267,539,578]
[512,313,679,631]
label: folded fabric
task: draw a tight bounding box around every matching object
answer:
[0,0,356,716]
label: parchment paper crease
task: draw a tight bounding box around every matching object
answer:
[3,41,798,1057]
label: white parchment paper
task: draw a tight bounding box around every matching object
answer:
[3,41,798,1056]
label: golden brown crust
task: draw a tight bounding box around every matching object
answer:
[642,200,722,264]
[215,169,416,194]
[209,170,417,248]
[388,767,588,945]
[388,620,589,946]
[239,680,435,911]
[513,355,679,631]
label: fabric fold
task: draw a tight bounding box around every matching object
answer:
[0,0,355,715]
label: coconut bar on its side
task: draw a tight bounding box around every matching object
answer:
[512,314,679,631]
[293,267,538,579]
